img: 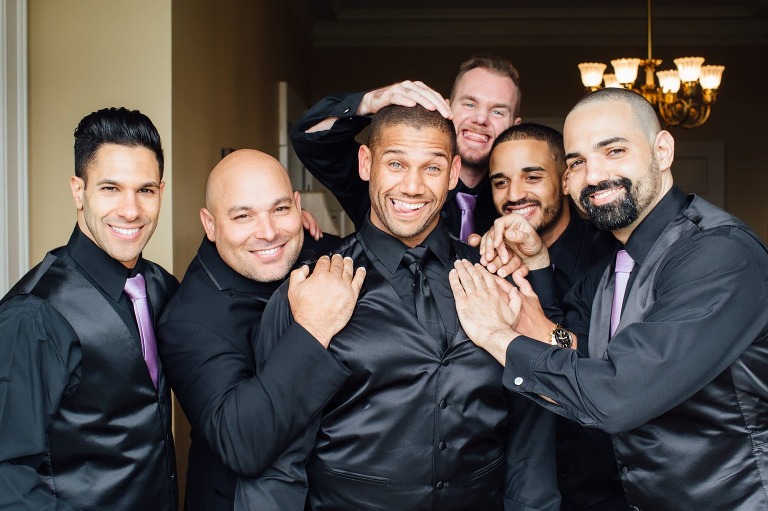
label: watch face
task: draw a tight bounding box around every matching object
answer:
[553,328,572,349]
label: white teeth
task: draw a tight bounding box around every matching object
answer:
[392,199,426,210]
[254,247,279,255]
[593,190,614,199]
[509,206,536,216]
[112,226,139,235]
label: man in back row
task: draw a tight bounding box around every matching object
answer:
[291,53,522,240]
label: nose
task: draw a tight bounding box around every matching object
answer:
[584,159,611,186]
[471,108,488,125]
[253,215,278,241]
[117,192,140,221]
[400,168,425,195]
[506,178,528,204]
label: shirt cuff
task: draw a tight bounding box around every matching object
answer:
[503,335,553,396]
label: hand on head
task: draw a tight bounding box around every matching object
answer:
[358,80,452,119]
[288,254,366,348]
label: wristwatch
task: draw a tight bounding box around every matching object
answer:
[549,324,573,349]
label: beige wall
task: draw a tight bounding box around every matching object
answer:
[171,0,312,275]
[311,44,768,241]
[29,0,174,270]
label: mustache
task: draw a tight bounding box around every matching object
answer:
[501,198,541,210]
[579,178,632,204]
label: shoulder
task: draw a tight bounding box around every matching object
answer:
[141,259,179,297]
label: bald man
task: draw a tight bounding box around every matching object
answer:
[156,150,365,511]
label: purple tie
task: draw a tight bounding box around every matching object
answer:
[124,274,159,388]
[455,192,477,242]
[610,250,635,338]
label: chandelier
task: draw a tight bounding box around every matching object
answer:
[577,0,725,129]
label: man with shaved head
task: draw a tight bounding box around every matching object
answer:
[157,149,365,511]
[452,88,768,510]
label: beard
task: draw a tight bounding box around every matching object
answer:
[579,157,661,231]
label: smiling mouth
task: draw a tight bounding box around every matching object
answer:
[461,129,491,144]
[251,246,282,256]
[391,198,427,211]
[506,204,538,216]
[590,187,624,206]
[111,226,141,236]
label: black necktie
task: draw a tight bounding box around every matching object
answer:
[402,247,447,350]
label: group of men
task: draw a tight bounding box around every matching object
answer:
[0,53,766,511]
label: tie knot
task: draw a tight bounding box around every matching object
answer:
[402,246,430,272]
[615,250,634,274]
[455,192,477,212]
[124,273,148,300]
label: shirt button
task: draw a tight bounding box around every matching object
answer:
[441,358,450,367]
[514,377,524,386]
[343,108,350,113]
[438,441,446,450]
[435,481,445,490]
[439,399,448,409]
[621,465,630,474]
[171,473,176,480]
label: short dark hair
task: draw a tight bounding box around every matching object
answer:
[493,123,565,175]
[74,107,164,182]
[571,88,661,142]
[450,54,522,117]
[368,104,457,156]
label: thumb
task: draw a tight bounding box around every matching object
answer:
[289,265,310,287]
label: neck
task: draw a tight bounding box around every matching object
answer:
[540,199,571,248]
[459,162,487,189]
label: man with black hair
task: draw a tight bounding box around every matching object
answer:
[239,105,560,511]
[0,107,178,510]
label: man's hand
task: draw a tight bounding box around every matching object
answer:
[469,214,550,272]
[288,254,366,347]
[300,208,322,240]
[357,81,452,118]
[450,259,520,365]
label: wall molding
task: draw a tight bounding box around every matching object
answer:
[1,0,29,293]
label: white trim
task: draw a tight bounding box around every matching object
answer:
[1,0,29,294]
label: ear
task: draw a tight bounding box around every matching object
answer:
[70,176,85,210]
[358,145,372,182]
[561,168,571,195]
[655,130,675,172]
[293,190,302,212]
[200,208,216,242]
[448,154,462,190]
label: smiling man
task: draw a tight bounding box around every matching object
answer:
[290,54,521,241]
[156,149,365,511]
[452,88,768,511]
[238,105,560,511]
[0,107,178,510]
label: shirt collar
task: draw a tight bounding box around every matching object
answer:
[67,225,140,302]
[623,185,689,265]
[196,236,281,295]
[359,215,451,275]
[548,200,584,275]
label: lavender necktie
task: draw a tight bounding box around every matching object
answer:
[455,192,477,242]
[124,274,159,388]
[610,250,635,338]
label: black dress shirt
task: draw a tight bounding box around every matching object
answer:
[290,92,499,237]
[358,216,458,342]
[157,233,350,510]
[504,187,768,510]
[0,226,177,510]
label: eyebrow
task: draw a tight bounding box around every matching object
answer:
[382,148,449,160]
[565,136,629,161]
[490,166,545,180]
[460,94,511,110]
[226,195,292,215]
[94,178,161,188]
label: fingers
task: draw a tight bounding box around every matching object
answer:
[494,273,514,295]
[314,254,331,274]
[289,264,310,286]
[351,267,367,296]
[466,233,481,248]
[512,271,534,296]
[361,81,451,117]
[452,259,477,293]
[448,267,465,298]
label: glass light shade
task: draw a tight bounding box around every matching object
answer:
[699,65,725,90]
[603,74,621,88]
[656,70,681,93]
[674,57,705,82]
[611,58,642,84]
[578,62,607,87]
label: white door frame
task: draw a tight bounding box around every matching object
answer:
[1,0,29,294]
